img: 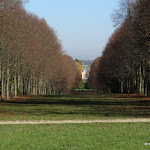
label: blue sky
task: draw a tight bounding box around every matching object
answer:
[25,0,119,60]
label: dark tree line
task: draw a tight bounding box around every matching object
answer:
[0,0,79,101]
[90,0,150,95]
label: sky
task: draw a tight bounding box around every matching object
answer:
[25,0,119,60]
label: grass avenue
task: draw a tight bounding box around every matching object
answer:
[0,94,150,121]
[0,94,150,149]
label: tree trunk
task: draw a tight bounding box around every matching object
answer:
[139,67,144,94]
[1,67,4,101]
[120,81,124,93]
[127,78,131,94]
[147,61,150,96]
[14,72,17,97]
[49,83,52,95]
[6,67,10,99]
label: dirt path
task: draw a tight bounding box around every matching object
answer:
[0,118,150,125]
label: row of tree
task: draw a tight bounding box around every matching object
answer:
[90,0,150,95]
[0,0,80,101]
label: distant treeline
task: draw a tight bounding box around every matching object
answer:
[0,0,80,101]
[89,0,150,96]
[81,60,93,66]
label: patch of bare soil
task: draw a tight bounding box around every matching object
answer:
[5,96,30,103]
[1,119,150,124]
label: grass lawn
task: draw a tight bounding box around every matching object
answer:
[0,94,150,150]
[0,94,150,121]
[0,123,150,150]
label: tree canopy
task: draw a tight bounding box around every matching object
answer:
[90,0,150,95]
[0,0,79,101]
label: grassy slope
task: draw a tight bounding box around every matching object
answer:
[0,123,150,150]
[0,94,150,121]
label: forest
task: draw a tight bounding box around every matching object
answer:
[0,0,82,101]
[89,0,150,96]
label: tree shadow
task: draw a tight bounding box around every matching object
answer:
[2,96,150,118]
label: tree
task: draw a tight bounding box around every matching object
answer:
[75,58,82,65]
[90,0,150,95]
[89,57,101,90]
[0,0,78,101]
[75,61,82,86]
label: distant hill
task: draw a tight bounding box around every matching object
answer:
[81,60,93,66]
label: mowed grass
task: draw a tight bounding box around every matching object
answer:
[0,94,150,121]
[0,94,150,150]
[0,123,150,150]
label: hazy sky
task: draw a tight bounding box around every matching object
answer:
[25,0,119,60]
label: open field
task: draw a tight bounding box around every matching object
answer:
[0,94,150,121]
[0,123,150,150]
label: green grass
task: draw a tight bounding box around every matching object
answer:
[0,94,150,121]
[0,94,150,149]
[0,123,150,150]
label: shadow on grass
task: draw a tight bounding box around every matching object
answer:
[1,95,150,118]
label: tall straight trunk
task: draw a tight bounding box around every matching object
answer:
[14,61,17,97]
[21,76,24,95]
[42,81,44,95]
[18,74,21,95]
[139,67,145,94]
[133,78,137,93]
[142,67,147,96]
[144,79,148,96]
[32,77,35,95]
[53,87,56,95]
[147,61,150,96]
[1,67,4,101]
[37,80,39,95]
[108,87,111,94]
[127,78,130,94]
[142,70,145,94]
[28,77,31,95]
[6,67,10,99]
[45,82,47,95]
[49,83,52,95]
[115,74,123,94]
[34,76,37,95]
[0,53,4,101]
[25,78,28,95]
[38,79,41,95]
[43,82,45,95]
[40,84,42,95]
[139,67,143,94]
[147,78,150,96]
[120,81,124,93]
[10,80,13,98]
[44,82,47,95]
[22,78,25,95]
[30,75,33,95]
[14,72,17,97]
